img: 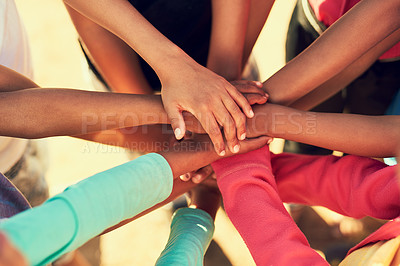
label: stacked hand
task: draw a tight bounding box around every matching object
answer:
[180,80,268,134]
[171,79,269,183]
[161,62,268,156]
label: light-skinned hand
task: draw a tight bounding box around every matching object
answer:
[161,63,263,156]
[183,80,268,135]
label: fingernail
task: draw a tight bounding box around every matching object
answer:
[180,174,189,181]
[256,81,263,86]
[174,128,182,139]
[219,150,226,156]
[240,133,246,140]
[193,175,201,183]
[267,138,273,144]
[249,110,254,118]
[233,145,240,153]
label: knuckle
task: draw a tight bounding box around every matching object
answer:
[225,118,236,133]
[209,126,221,137]
[230,104,243,116]
[169,117,181,125]
[236,113,246,126]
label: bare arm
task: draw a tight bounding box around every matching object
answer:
[101,134,270,234]
[264,0,400,105]
[247,103,400,157]
[204,0,252,154]
[63,0,255,156]
[242,0,275,66]
[77,125,174,153]
[0,65,38,92]
[0,65,167,139]
[65,5,153,95]
[207,0,250,80]
[290,29,400,110]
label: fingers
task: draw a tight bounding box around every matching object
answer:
[179,166,214,184]
[213,99,241,153]
[182,112,206,134]
[179,172,193,182]
[226,84,255,119]
[245,93,269,105]
[231,80,266,95]
[164,105,186,140]
[231,80,263,87]
[195,112,226,156]
[191,165,214,184]
[219,97,246,146]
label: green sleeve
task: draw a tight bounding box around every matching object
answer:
[0,153,173,266]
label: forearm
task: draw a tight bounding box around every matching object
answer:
[207,0,250,80]
[80,125,220,176]
[211,147,327,265]
[0,153,173,265]
[66,5,153,94]
[103,178,198,234]
[0,89,168,138]
[272,152,400,219]
[242,0,275,66]
[77,125,174,153]
[264,0,400,105]
[63,0,196,82]
[248,103,400,157]
[290,29,400,110]
[0,65,38,92]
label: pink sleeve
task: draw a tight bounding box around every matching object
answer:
[271,153,400,219]
[212,146,328,265]
[348,217,400,255]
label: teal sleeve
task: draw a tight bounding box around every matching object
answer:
[0,153,173,266]
[156,208,215,266]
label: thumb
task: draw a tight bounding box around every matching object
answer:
[165,105,186,140]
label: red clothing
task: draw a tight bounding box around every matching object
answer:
[272,152,400,220]
[348,218,400,255]
[212,146,328,265]
[308,0,400,60]
[212,146,400,265]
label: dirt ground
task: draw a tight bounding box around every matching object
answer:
[14,1,296,265]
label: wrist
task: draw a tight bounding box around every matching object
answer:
[254,104,309,140]
[132,95,169,125]
[155,48,197,84]
[247,103,276,138]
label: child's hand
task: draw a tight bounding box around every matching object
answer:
[183,80,268,134]
[161,132,271,177]
[161,64,258,156]
[230,80,269,105]
[180,165,216,184]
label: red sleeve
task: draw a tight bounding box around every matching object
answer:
[212,146,328,265]
[348,217,400,255]
[272,153,400,219]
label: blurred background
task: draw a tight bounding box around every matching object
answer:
[12,0,383,265]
